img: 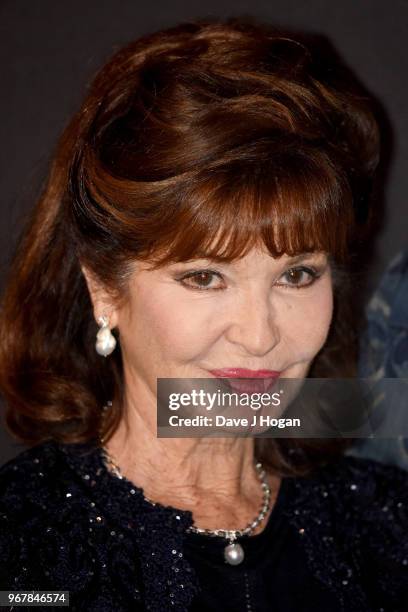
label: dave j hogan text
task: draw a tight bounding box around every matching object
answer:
[168,414,301,428]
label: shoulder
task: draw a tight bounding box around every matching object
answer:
[0,441,73,553]
[0,440,102,527]
[0,441,109,594]
[0,440,61,477]
[317,453,408,503]
[0,440,87,539]
[306,454,408,532]
[0,441,68,510]
[0,442,62,588]
[0,443,145,610]
[296,455,408,608]
[289,453,408,511]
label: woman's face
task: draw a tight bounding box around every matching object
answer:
[111,246,333,394]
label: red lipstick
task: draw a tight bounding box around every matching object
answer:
[209,368,281,393]
[209,368,281,378]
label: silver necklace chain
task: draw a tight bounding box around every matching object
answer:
[186,461,272,540]
[99,402,272,565]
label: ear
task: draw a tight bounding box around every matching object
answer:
[81,264,119,329]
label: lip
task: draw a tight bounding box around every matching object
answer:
[209,368,281,378]
[209,368,281,393]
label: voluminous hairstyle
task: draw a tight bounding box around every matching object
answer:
[0,17,380,476]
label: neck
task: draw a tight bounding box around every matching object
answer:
[102,387,281,531]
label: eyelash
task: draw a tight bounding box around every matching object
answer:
[176,266,322,291]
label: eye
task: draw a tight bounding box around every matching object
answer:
[177,269,225,291]
[277,266,320,289]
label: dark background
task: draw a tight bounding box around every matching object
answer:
[1,0,407,465]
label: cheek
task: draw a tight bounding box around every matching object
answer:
[284,278,333,357]
[120,283,215,362]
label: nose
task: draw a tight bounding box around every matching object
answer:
[224,288,281,357]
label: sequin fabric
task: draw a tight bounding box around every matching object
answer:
[0,439,407,611]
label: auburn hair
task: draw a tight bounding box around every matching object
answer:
[0,17,380,475]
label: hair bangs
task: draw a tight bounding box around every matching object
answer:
[144,150,355,269]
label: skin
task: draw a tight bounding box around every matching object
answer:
[82,245,333,532]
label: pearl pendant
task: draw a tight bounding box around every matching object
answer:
[224,541,245,565]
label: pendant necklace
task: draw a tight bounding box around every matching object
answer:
[99,405,272,566]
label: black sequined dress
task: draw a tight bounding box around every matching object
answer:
[0,440,407,611]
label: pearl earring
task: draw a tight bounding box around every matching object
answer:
[95,315,117,357]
